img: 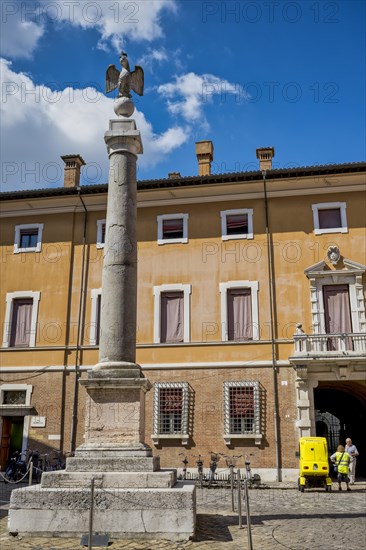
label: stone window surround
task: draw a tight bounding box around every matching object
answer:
[219,281,259,341]
[157,213,189,245]
[0,384,33,458]
[2,291,41,348]
[220,208,254,240]
[96,219,106,249]
[153,284,192,344]
[223,380,262,445]
[14,223,44,254]
[151,382,189,446]
[90,288,102,345]
[305,260,366,335]
[312,201,348,235]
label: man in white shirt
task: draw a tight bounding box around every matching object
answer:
[345,438,359,484]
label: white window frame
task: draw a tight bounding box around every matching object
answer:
[219,281,259,341]
[223,380,262,445]
[0,384,33,458]
[90,288,102,345]
[220,208,253,240]
[14,223,44,254]
[152,382,189,445]
[153,284,191,343]
[96,219,106,249]
[157,213,189,245]
[312,202,348,235]
[2,291,41,348]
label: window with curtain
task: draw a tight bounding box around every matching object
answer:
[323,284,353,350]
[10,299,33,347]
[318,208,341,229]
[226,213,248,235]
[153,382,189,439]
[162,218,184,240]
[227,288,253,341]
[223,381,261,437]
[160,291,184,343]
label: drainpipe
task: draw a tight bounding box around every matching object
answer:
[262,170,281,482]
[70,188,88,453]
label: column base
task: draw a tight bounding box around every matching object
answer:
[91,361,143,379]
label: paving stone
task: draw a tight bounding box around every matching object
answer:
[0,480,365,549]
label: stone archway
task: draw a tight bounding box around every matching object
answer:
[314,381,366,476]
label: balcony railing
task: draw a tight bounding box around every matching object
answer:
[293,332,366,355]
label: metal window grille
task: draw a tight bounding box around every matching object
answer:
[101,223,106,243]
[162,219,184,239]
[153,383,189,435]
[20,228,38,248]
[223,381,260,435]
[3,390,27,405]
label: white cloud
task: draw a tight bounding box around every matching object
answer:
[158,72,245,126]
[0,4,44,59]
[0,59,189,191]
[54,0,177,51]
[137,48,168,71]
[0,0,177,59]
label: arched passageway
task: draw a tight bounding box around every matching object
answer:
[314,381,366,477]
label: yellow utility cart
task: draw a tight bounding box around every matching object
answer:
[298,437,332,492]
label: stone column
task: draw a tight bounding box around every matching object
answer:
[78,119,151,455]
[93,119,143,379]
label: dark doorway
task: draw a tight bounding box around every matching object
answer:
[314,382,366,477]
[0,417,24,469]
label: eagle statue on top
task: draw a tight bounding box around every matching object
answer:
[106,52,144,99]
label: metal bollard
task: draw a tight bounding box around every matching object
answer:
[88,478,95,550]
[29,462,33,486]
[230,465,235,512]
[243,479,253,550]
[237,469,242,528]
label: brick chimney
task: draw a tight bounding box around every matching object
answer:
[195,140,214,176]
[168,172,181,179]
[256,147,275,171]
[61,154,86,188]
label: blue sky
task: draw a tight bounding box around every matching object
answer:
[1,0,365,191]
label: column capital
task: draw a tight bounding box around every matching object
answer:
[104,119,143,157]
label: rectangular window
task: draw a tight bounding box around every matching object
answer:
[96,219,106,248]
[152,382,189,444]
[157,214,188,245]
[20,228,39,249]
[90,289,102,346]
[221,209,253,240]
[227,288,253,341]
[14,224,43,253]
[229,385,255,433]
[223,381,261,444]
[312,202,347,234]
[159,386,183,434]
[3,390,27,405]
[10,299,33,348]
[162,218,183,239]
[323,284,353,350]
[220,281,259,341]
[318,208,342,230]
[226,213,248,235]
[160,291,184,343]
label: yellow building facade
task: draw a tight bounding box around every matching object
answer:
[1,145,365,481]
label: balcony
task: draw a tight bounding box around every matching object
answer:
[293,332,366,357]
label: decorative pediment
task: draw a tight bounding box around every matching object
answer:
[305,257,366,278]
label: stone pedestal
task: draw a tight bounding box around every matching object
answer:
[8,118,196,540]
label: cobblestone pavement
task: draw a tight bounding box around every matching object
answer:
[0,480,365,549]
